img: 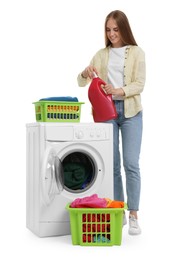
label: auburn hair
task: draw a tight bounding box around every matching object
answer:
[104,10,138,47]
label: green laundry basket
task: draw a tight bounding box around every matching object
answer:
[66,203,127,246]
[33,101,84,122]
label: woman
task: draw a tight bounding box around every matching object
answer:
[77,10,146,235]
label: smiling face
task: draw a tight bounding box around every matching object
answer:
[106,18,123,48]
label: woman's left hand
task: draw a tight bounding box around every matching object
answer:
[102,84,125,96]
[102,84,115,95]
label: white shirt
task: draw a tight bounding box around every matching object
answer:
[108,46,127,100]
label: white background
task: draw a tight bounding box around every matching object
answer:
[0,0,178,259]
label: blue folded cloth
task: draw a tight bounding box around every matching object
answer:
[93,234,110,243]
[39,96,78,102]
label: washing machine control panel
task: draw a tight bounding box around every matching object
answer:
[43,123,112,141]
[74,124,110,141]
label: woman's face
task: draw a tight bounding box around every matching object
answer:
[106,18,123,48]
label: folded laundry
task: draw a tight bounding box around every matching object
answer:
[82,234,110,243]
[93,234,110,243]
[70,194,107,208]
[105,198,124,208]
[70,194,124,208]
[39,96,78,102]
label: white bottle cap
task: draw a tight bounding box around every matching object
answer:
[92,72,98,78]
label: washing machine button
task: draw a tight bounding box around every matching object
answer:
[75,130,84,139]
[96,129,101,137]
[90,130,95,138]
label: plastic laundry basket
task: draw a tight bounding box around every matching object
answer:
[33,101,84,122]
[66,203,127,246]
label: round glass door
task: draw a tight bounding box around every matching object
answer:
[41,147,64,205]
[62,151,96,193]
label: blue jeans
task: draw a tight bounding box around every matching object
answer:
[106,100,142,211]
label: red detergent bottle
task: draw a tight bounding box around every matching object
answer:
[88,73,117,122]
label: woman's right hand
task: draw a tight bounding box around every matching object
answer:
[81,66,98,79]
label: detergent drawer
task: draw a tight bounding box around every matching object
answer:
[44,125,74,141]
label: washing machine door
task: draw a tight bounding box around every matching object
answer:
[41,147,64,206]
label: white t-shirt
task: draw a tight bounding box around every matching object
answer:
[108,46,127,100]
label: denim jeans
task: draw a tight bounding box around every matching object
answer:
[106,100,143,211]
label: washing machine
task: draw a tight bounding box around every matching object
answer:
[26,122,113,237]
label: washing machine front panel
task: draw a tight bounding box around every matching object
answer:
[42,123,113,202]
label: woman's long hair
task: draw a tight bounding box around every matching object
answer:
[105,10,138,47]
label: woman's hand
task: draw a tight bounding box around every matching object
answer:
[102,84,125,96]
[81,66,98,79]
[102,84,115,94]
